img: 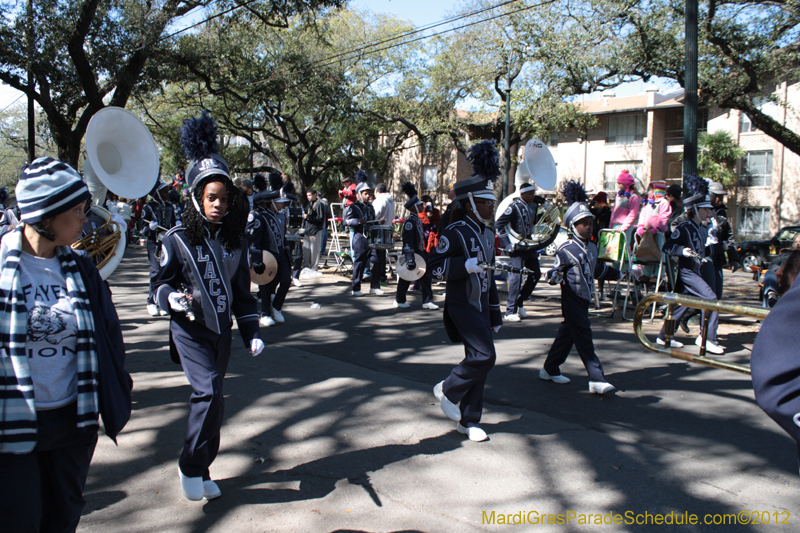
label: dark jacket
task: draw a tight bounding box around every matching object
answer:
[74,252,132,443]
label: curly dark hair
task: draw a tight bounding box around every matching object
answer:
[182,177,246,252]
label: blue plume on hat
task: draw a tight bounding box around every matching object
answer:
[0,186,7,205]
[561,180,588,205]
[283,179,296,196]
[684,174,708,197]
[401,181,417,198]
[268,172,283,191]
[354,170,369,184]
[466,140,500,181]
[180,112,219,161]
[253,173,267,193]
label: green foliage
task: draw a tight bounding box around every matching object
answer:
[697,130,746,186]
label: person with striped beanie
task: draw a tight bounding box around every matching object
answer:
[0,157,131,532]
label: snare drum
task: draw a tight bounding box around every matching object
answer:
[368,225,394,249]
[286,206,304,229]
[285,233,303,261]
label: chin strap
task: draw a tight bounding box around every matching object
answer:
[468,193,493,226]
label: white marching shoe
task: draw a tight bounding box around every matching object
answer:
[422,302,439,310]
[292,278,302,287]
[203,479,222,500]
[352,290,364,296]
[146,303,159,316]
[696,336,724,355]
[433,381,461,421]
[539,368,571,384]
[589,381,616,394]
[272,309,285,323]
[657,337,684,348]
[503,314,521,323]
[179,470,204,501]
[393,300,410,308]
[260,315,276,327]
[457,422,488,442]
[369,288,385,295]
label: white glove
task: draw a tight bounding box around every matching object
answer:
[149,220,158,231]
[250,338,265,357]
[492,325,501,333]
[167,292,184,312]
[465,257,484,274]
[682,248,694,258]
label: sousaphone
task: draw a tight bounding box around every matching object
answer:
[495,139,560,252]
[76,106,160,279]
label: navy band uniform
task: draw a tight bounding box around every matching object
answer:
[246,195,292,320]
[141,184,177,307]
[495,193,542,316]
[345,187,385,293]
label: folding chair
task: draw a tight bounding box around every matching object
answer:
[597,229,638,320]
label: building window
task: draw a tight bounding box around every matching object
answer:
[738,207,770,238]
[607,114,646,145]
[739,113,756,134]
[422,136,440,155]
[604,161,643,191]
[739,150,773,187]
[422,165,438,190]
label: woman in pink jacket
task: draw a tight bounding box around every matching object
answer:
[608,170,640,265]
[634,181,671,280]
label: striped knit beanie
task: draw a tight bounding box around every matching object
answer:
[17,157,91,224]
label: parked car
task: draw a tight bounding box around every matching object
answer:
[544,227,570,256]
[737,226,800,270]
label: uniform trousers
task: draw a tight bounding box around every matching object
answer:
[396,270,433,304]
[543,284,606,382]
[658,268,720,343]
[172,320,233,479]
[260,254,292,314]
[441,304,496,425]
[351,233,384,292]
[147,239,160,304]
[505,252,541,315]
[0,402,98,533]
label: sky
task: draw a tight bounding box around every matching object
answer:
[1,0,675,111]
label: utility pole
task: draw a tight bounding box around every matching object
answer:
[27,0,35,162]
[683,0,699,180]
[502,76,511,200]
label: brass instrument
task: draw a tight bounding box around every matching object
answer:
[478,261,538,277]
[506,202,561,252]
[633,292,769,375]
[72,205,123,279]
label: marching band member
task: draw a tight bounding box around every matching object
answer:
[247,173,292,326]
[655,175,724,354]
[141,180,177,316]
[751,258,800,474]
[281,181,304,287]
[540,181,620,394]
[496,182,542,321]
[155,113,263,502]
[429,140,502,442]
[394,182,437,310]
[707,181,740,294]
[345,173,385,296]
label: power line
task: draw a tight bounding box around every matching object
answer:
[308,0,551,71]
[0,93,24,113]
[311,0,522,68]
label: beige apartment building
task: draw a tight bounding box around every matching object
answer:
[382,86,799,239]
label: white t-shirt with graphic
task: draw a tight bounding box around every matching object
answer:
[19,252,78,410]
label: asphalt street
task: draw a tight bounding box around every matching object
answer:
[79,246,799,532]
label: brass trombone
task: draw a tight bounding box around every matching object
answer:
[633,293,769,375]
